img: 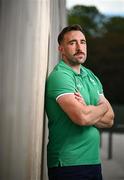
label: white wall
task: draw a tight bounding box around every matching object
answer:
[0,0,50,179]
[48,0,67,73]
[42,1,67,179]
[0,0,66,180]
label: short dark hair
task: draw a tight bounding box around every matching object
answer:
[58,24,85,45]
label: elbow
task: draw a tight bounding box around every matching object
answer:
[109,109,115,127]
[110,112,115,127]
[109,115,115,127]
[107,119,114,128]
[106,113,115,128]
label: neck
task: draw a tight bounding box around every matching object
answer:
[62,59,81,74]
[71,65,81,74]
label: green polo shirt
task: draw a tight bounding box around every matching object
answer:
[45,60,103,168]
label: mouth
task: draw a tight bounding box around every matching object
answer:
[74,52,85,56]
[74,52,85,57]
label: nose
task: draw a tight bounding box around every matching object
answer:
[76,42,82,51]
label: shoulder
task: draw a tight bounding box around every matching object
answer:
[82,66,103,92]
[46,65,76,99]
[47,64,75,86]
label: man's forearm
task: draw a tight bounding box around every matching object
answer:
[95,108,114,128]
[81,102,108,126]
[95,98,114,128]
[57,93,109,126]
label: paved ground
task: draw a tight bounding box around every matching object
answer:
[101,132,124,180]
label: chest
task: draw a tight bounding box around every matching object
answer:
[74,75,100,105]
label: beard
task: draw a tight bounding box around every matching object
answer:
[67,52,86,66]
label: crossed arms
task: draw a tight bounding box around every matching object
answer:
[57,92,114,128]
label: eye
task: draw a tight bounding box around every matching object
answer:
[81,40,86,44]
[70,42,75,45]
[68,40,77,45]
[69,41,76,45]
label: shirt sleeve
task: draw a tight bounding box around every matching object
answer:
[46,71,76,100]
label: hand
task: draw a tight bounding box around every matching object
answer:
[95,94,114,128]
[98,94,107,104]
[74,92,86,105]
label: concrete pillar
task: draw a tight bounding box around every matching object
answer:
[0,0,50,179]
[0,0,67,179]
[48,0,67,73]
[42,1,67,180]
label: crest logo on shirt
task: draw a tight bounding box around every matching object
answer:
[89,78,96,85]
[76,83,82,90]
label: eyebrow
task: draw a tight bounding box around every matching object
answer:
[68,39,86,44]
[68,39,76,44]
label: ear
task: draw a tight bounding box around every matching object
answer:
[58,45,64,53]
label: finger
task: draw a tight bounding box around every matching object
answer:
[74,92,82,97]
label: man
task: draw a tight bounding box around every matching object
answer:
[45,24,114,180]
